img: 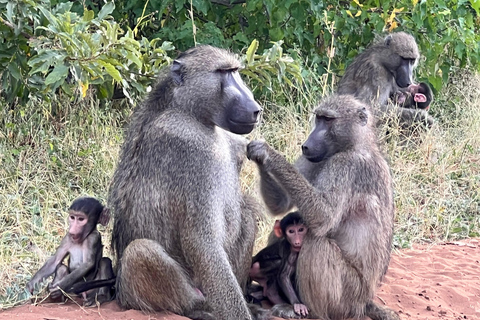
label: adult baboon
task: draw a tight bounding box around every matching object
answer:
[337,31,434,127]
[247,95,400,320]
[109,45,263,320]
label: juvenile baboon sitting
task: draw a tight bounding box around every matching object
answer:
[338,32,434,127]
[108,46,265,320]
[247,95,400,320]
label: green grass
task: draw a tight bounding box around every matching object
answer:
[1,71,479,309]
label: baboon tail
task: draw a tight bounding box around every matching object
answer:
[69,278,116,294]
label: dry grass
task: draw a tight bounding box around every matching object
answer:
[0,72,479,309]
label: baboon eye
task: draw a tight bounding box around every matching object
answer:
[216,68,238,74]
[317,115,334,122]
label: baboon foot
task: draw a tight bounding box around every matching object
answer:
[271,303,303,319]
[248,303,274,320]
[185,310,216,320]
[366,301,401,320]
[83,293,112,307]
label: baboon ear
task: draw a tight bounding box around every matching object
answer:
[170,60,184,85]
[384,35,392,46]
[357,107,368,126]
[273,220,283,238]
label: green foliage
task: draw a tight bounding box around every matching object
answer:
[0,0,175,104]
[0,0,304,105]
[82,0,478,93]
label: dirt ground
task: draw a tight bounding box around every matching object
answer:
[1,239,479,320]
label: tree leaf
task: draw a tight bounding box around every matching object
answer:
[97,2,115,20]
[246,39,259,65]
[97,60,122,82]
[45,64,69,86]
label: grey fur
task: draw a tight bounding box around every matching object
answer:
[247,95,399,320]
[109,45,263,319]
[338,32,433,127]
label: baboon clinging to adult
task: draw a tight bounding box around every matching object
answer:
[337,31,434,127]
[108,45,264,320]
[247,95,399,320]
[393,82,433,110]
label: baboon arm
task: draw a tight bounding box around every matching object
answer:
[251,142,345,236]
[180,224,251,319]
[27,237,70,291]
[259,168,293,215]
[278,258,300,305]
[53,233,100,291]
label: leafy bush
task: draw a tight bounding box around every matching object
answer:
[0,1,304,105]
[0,1,175,104]
[2,0,478,105]
[70,0,479,92]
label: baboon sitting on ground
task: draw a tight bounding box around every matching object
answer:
[108,45,266,320]
[338,32,434,127]
[247,95,400,320]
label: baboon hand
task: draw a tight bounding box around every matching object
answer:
[26,280,35,294]
[247,140,270,165]
[294,303,309,317]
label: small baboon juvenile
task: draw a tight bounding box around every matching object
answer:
[248,211,308,318]
[393,82,433,110]
[109,45,265,320]
[338,32,434,127]
[26,197,114,306]
[247,95,399,320]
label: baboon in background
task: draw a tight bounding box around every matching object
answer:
[337,31,434,127]
[109,46,265,320]
[247,95,400,320]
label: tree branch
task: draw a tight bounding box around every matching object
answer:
[0,17,33,39]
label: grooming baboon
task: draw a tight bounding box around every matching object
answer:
[247,95,400,320]
[337,31,434,127]
[393,82,433,110]
[109,46,264,320]
[26,197,114,306]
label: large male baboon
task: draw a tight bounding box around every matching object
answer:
[337,32,433,127]
[109,45,263,320]
[247,95,399,320]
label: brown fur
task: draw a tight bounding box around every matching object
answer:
[247,95,399,320]
[109,45,263,319]
[338,32,433,127]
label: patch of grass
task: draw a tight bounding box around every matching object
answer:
[0,96,128,308]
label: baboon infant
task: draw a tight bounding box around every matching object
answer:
[248,211,308,317]
[247,95,400,320]
[108,45,266,320]
[26,197,114,306]
[338,31,434,127]
[393,82,433,110]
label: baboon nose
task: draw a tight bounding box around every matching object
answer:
[301,145,308,154]
[253,110,260,120]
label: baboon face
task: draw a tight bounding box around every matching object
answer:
[408,82,433,110]
[382,32,419,88]
[301,96,369,163]
[218,69,261,134]
[171,46,261,135]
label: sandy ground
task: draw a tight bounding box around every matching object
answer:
[1,239,479,320]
